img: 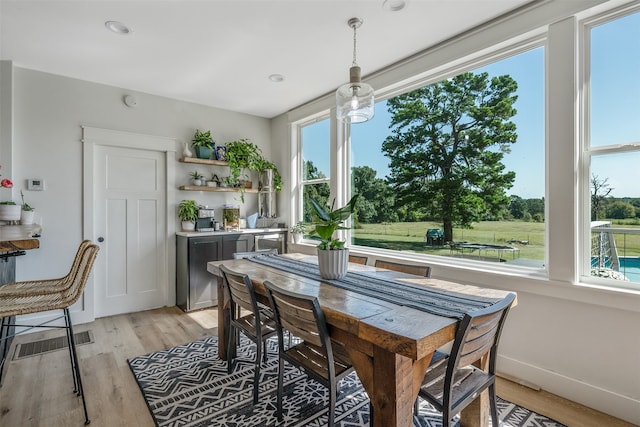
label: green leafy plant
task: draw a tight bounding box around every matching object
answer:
[0,201,16,205]
[290,221,306,234]
[189,170,204,180]
[20,190,33,211]
[310,195,359,250]
[225,138,282,201]
[178,199,199,222]
[191,129,214,148]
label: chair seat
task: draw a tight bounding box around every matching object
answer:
[234,313,277,338]
[283,340,353,381]
[419,362,493,410]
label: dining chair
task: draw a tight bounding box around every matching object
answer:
[0,242,99,425]
[219,264,278,404]
[348,254,368,265]
[414,292,516,427]
[374,259,431,277]
[264,280,355,426]
[232,248,278,259]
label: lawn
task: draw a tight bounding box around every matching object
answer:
[352,220,640,262]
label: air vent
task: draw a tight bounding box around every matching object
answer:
[13,330,93,359]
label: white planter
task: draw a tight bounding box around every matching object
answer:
[20,209,35,225]
[181,221,195,231]
[0,204,21,221]
[206,181,218,187]
[193,179,202,186]
[317,248,349,280]
[292,233,303,244]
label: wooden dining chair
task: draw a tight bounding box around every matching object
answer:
[219,264,278,404]
[414,292,516,427]
[0,242,99,425]
[232,248,278,259]
[374,259,431,277]
[348,254,368,265]
[264,280,355,426]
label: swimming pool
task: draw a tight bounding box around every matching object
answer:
[618,257,640,282]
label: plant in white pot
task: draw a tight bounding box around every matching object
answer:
[289,221,306,244]
[178,199,199,231]
[20,190,35,225]
[310,195,359,279]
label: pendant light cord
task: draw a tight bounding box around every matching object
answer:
[352,24,358,67]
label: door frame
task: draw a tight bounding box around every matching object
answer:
[82,126,177,324]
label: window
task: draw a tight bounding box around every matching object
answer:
[584,8,640,287]
[350,47,545,269]
[300,118,331,224]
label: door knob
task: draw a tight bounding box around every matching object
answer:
[97,237,105,243]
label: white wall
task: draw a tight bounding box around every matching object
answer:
[276,1,640,424]
[6,66,271,284]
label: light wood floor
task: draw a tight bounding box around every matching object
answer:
[0,306,635,427]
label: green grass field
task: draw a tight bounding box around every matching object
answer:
[352,220,640,262]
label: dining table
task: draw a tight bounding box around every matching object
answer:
[207,253,515,427]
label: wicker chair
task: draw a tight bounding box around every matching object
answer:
[220,264,278,404]
[414,293,516,426]
[0,242,99,425]
[374,259,431,277]
[264,280,355,426]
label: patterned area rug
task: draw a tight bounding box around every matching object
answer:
[128,336,567,427]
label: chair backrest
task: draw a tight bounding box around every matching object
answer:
[348,254,368,265]
[65,240,94,281]
[374,259,431,277]
[232,248,278,259]
[446,292,516,389]
[219,264,262,320]
[264,280,333,360]
[61,243,100,307]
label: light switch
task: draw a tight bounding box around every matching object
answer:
[27,179,45,191]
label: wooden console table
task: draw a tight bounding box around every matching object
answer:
[0,224,41,382]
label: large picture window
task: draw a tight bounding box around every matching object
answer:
[350,47,545,269]
[300,118,331,224]
[584,9,640,287]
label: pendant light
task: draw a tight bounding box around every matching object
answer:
[336,17,374,123]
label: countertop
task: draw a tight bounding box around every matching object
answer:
[0,224,42,252]
[176,228,287,238]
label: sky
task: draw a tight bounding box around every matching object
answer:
[303,11,639,199]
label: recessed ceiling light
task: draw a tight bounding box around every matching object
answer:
[105,21,132,35]
[382,0,407,12]
[269,74,285,83]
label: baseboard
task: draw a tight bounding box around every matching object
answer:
[497,354,640,425]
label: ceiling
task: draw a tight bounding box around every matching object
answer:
[1,0,534,118]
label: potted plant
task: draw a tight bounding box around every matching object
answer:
[206,173,219,187]
[20,190,35,225]
[290,221,306,244]
[225,138,282,201]
[189,170,204,186]
[178,199,199,231]
[310,195,359,279]
[191,129,214,159]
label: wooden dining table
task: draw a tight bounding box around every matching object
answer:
[207,253,515,427]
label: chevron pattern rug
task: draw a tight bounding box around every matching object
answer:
[128,336,567,427]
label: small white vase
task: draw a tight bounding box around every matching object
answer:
[0,204,21,221]
[20,209,35,225]
[183,142,193,158]
[292,233,302,244]
[193,179,202,186]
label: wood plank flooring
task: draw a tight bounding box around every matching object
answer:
[0,306,635,427]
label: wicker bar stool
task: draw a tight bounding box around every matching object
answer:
[0,242,99,425]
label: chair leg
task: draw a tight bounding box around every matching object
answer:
[328,379,337,427]
[65,308,90,425]
[0,316,8,385]
[277,357,284,422]
[489,382,499,427]
[253,338,261,404]
[63,310,80,394]
[227,325,236,375]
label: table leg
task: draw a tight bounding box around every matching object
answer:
[346,343,433,427]
[216,275,235,361]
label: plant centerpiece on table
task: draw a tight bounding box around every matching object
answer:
[310,195,359,279]
[191,129,214,160]
[290,221,306,244]
[225,138,282,201]
[178,199,199,231]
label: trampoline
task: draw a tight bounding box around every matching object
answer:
[449,242,519,261]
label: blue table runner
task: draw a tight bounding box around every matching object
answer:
[247,254,500,319]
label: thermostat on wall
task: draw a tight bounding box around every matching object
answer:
[27,179,45,191]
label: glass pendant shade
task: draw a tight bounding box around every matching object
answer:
[336,66,375,123]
